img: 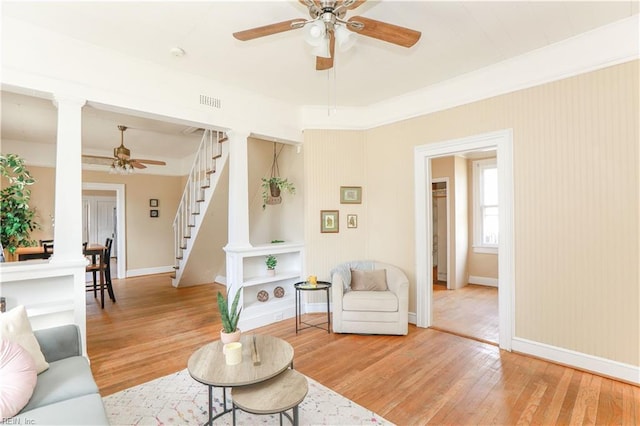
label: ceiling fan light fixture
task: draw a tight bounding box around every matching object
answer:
[110,158,134,175]
[334,24,356,51]
[304,20,326,46]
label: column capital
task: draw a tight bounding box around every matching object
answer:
[52,94,86,109]
[226,129,251,141]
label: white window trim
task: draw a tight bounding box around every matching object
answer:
[473,158,498,254]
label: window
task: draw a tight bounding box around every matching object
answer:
[473,158,498,253]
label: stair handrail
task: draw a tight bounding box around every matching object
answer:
[172,129,225,264]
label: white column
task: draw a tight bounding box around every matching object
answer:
[50,95,86,263]
[225,129,252,249]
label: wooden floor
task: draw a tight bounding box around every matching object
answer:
[86,273,640,425]
[433,282,499,345]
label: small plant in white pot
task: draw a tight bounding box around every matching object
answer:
[265,254,277,276]
[217,288,242,344]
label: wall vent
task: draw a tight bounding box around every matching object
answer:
[200,95,221,108]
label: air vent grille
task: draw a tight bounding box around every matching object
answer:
[200,95,221,108]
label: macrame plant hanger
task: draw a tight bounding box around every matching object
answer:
[266,142,282,205]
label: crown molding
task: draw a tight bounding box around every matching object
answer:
[300,15,639,130]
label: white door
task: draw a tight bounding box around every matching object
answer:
[96,199,116,255]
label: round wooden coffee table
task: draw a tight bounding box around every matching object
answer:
[188,334,294,425]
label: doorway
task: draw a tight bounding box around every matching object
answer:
[82,183,126,279]
[414,129,514,351]
[431,178,449,288]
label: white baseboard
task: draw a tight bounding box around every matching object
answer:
[512,337,640,385]
[408,312,417,325]
[127,265,174,278]
[468,275,498,287]
[215,275,226,285]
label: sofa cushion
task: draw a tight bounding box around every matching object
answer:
[0,339,38,418]
[13,393,109,425]
[350,269,388,291]
[0,305,49,374]
[20,356,99,413]
[342,290,398,312]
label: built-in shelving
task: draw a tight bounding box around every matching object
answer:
[224,242,304,330]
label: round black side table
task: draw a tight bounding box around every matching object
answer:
[294,281,331,334]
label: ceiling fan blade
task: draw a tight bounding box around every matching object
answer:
[343,0,367,10]
[132,159,166,166]
[348,16,421,48]
[82,155,114,165]
[233,19,304,41]
[130,161,147,169]
[316,32,335,71]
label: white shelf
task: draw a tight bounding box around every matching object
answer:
[227,242,305,331]
[243,270,300,287]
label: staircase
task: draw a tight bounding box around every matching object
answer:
[172,129,229,287]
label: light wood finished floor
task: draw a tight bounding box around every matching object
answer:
[86,273,640,425]
[433,283,499,345]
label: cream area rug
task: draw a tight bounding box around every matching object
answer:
[103,369,392,425]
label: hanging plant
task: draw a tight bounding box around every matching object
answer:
[261,143,295,209]
[0,153,40,256]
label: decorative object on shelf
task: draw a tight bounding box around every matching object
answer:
[320,210,339,233]
[347,214,358,228]
[340,186,362,204]
[257,290,269,302]
[150,209,159,218]
[265,254,277,275]
[149,199,158,207]
[217,286,242,343]
[274,286,285,298]
[261,142,295,209]
[1,153,40,259]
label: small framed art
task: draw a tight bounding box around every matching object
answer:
[320,210,339,233]
[340,186,362,204]
[150,199,159,207]
[347,214,358,228]
[150,209,159,218]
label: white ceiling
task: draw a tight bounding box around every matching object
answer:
[1,0,637,162]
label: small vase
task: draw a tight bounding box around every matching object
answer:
[220,328,241,345]
[267,268,276,276]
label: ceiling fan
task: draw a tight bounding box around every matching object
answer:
[232,0,421,70]
[82,125,166,174]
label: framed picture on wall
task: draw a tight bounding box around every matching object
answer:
[150,209,159,218]
[320,210,339,233]
[340,186,362,204]
[149,199,159,207]
[347,214,358,228]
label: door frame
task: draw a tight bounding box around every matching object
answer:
[414,129,514,350]
[82,182,126,279]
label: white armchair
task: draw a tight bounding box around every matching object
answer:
[331,261,409,335]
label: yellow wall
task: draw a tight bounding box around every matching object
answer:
[303,61,639,366]
[82,170,184,271]
[23,166,184,271]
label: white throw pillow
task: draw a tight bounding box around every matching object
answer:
[0,339,38,418]
[0,306,49,374]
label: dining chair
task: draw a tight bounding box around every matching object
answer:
[86,238,116,308]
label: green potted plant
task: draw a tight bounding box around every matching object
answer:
[217,287,242,343]
[265,254,277,275]
[1,153,39,260]
[261,177,295,209]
